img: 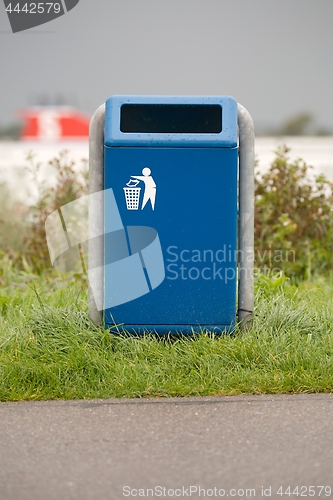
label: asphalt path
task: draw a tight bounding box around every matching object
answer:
[0,394,332,500]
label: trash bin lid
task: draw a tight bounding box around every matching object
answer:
[104,95,238,148]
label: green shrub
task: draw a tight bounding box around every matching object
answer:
[23,150,88,272]
[255,145,333,280]
[2,145,333,281]
[0,182,29,257]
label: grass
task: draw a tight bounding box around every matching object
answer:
[0,271,332,401]
[1,148,333,401]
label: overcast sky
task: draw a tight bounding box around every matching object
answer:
[1,0,333,132]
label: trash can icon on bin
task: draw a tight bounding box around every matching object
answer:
[89,95,255,334]
[123,179,141,210]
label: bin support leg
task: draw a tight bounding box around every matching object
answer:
[88,104,105,324]
[237,104,255,329]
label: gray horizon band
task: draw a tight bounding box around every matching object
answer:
[88,102,255,329]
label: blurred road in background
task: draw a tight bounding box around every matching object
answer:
[0,394,332,500]
[1,137,333,203]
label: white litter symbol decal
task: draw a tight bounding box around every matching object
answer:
[124,168,156,210]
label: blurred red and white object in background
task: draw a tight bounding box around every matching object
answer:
[19,107,90,141]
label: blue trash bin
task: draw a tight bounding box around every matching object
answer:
[102,95,239,334]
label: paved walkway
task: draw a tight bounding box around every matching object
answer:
[0,394,332,499]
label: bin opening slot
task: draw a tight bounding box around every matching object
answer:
[120,104,222,134]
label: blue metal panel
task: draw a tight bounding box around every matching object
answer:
[105,95,237,148]
[104,146,238,334]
